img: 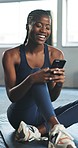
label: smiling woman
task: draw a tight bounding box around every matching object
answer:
[2,9,77,148]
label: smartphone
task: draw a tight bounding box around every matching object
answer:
[51,59,66,68]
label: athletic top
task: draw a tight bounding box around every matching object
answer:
[16,43,51,85]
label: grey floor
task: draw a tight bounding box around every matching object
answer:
[0,87,11,114]
[0,86,78,114]
[53,87,78,108]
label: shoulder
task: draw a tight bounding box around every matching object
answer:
[2,45,21,67]
[46,44,64,64]
[47,45,64,61]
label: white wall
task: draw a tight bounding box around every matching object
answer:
[56,0,78,88]
[59,47,78,88]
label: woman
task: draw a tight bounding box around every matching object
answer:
[2,9,77,148]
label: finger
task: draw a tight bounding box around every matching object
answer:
[44,67,50,73]
[45,76,53,82]
[54,70,65,75]
[49,77,53,81]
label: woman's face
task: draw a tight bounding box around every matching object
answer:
[28,15,51,44]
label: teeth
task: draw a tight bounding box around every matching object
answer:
[38,35,45,38]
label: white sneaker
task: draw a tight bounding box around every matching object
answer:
[15,121,41,142]
[48,124,77,148]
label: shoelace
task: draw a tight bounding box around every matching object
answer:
[29,136,48,142]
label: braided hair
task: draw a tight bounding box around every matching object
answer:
[24,9,51,45]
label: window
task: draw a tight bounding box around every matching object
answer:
[0,0,57,47]
[62,0,78,46]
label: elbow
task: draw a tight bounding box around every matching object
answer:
[51,96,58,102]
[50,92,60,102]
[7,92,15,103]
[9,95,16,103]
[7,89,17,103]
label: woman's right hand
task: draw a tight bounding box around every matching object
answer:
[30,68,52,84]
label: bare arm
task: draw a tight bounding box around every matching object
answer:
[2,49,34,102]
[47,68,65,101]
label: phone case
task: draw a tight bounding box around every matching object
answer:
[51,59,66,68]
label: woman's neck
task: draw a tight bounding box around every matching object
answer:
[25,41,45,53]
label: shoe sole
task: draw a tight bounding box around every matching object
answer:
[48,141,76,148]
[67,145,75,148]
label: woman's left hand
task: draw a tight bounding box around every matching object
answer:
[49,68,65,84]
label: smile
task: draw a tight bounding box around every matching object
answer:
[38,35,46,38]
[36,34,46,41]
